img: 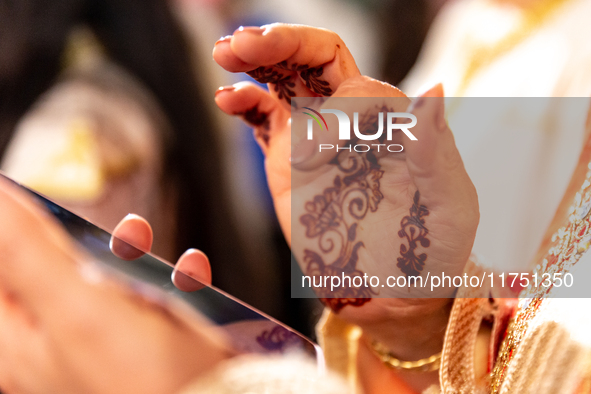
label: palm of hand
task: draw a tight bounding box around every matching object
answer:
[270,135,474,318]
[213,24,478,323]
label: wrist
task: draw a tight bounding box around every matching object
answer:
[358,298,453,362]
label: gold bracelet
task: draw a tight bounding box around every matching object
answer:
[370,340,441,372]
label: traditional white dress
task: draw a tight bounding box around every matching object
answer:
[402,0,591,272]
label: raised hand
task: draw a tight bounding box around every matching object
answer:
[214,26,477,294]
[213,24,479,391]
[108,24,480,394]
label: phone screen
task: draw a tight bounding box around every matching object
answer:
[0,173,323,365]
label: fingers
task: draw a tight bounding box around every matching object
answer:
[215,82,290,155]
[111,214,153,260]
[246,64,312,107]
[111,213,212,291]
[225,24,357,70]
[404,84,459,181]
[213,24,361,106]
[111,214,212,292]
[171,249,212,292]
[404,84,478,216]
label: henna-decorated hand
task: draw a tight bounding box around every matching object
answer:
[0,178,232,394]
[212,24,479,391]
[213,26,477,293]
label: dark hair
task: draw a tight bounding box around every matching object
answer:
[0,0,258,305]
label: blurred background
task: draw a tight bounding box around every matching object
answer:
[2,0,589,339]
[0,0,446,338]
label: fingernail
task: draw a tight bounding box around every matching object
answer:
[430,83,446,130]
[214,35,232,46]
[407,83,443,112]
[437,103,447,130]
[171,268,205,292]
[214,85,236,97]
[291,138,316,165]
[111,239,144,260]
[431,83,444,98]
[236,26,265,35]
[406,96,426,113]
[408,83,447,131]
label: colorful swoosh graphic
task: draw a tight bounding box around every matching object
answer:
[303,107,328,131]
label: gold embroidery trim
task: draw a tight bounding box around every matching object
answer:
[491,163,591,392]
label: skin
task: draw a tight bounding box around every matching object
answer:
[112,215,211,292]
[215,25,479,393]
[0,23,479,394]
[0,178,233,394]
[117,24,480,392]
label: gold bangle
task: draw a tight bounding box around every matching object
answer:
[370,341,441,372]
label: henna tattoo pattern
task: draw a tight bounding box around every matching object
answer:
[397,191,430,278]
[276,61,333,96]
[299,67,333,96]
[247,66,296,103]
[256,326,300,352]
[300,144,384,313]
[248,62,333,105]
[276,60,309,72]
[235,106,271,146]
[298,107,424,312]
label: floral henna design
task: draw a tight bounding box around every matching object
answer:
[247,66,296,103]
[276,61,333,96]
[256,326,300,352]
[298,108,401,312]
[300,67,333,96]
[300,147,384,313]
[397,191,430,279]
[248,62,332,105]
[236,106,271,146]
[242,106,268,127]
[276,60,308,72]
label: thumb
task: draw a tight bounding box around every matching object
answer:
[404,84,478,212]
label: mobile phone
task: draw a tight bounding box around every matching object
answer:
[0,173,323,366]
